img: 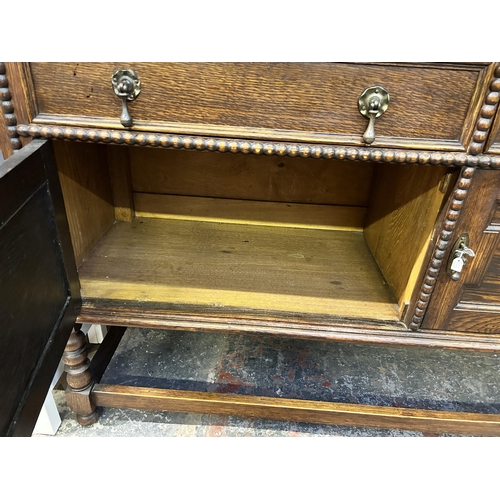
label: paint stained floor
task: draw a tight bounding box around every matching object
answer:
[42,328,500,437]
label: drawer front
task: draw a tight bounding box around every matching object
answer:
[29,62,489,151]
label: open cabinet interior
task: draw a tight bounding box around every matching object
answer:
[52,140,453,329]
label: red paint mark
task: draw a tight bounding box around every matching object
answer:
[322,381,332,387]
[207,425,227,437]
[217,370,244,393]
[219,370,240,382]
[287,368,296,381]
[295,350,310,368]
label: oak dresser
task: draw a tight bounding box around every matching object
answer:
[2,62,500,436]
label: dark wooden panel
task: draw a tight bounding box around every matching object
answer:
[0,140,80,436]
[29,62,485,150]
[0,187,68,435]
[462,248,500,304]
[447,307,500,334]
[482,63,500,153]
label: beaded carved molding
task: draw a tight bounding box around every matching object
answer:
[409,166,476,330]
[0,63,22,153]
[16,124,500,169]
[469,63,500,154]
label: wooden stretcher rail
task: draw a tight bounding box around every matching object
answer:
[93,384,500,436]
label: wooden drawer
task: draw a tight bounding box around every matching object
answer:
[27,62,492,152]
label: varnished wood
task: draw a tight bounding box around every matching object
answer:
[76,305,500,352]
[88,326,127,383]
[485,64,500,153]
[364,163,448,316]
[63,326,93,391]
[4,63,500,434]
[470,63,500,154]
[422,169,500,331]
[107,145,135,222]
[17,123,500,168]
[0,101,11,159]
[130,147,373,207]
[3,63,36,149]
[135,193,366,231]
[28,62,488,151]
[461,246,500,304]
[62,325,98,426]
[77,218,399,323]
[447,307,500,334]
[0,62,21,158]
[410,166,476,330]
[53,141,116,266]
[0,140,80,436]
[92,384,500,436]
[462,63,499,153]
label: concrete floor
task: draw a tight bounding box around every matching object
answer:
[36,327,500,437]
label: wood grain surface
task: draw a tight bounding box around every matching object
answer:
[77,218,399,322]
[92,383,500,436]
[134,193,367,231]
[129,147,374,207]
[0,140,80,436]
[107,145,134,222]
[53,141,115,266]
[28,62,487,150]
[364,163,449,313]
[423,169,500,332]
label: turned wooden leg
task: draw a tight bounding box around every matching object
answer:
[62,324,99,426]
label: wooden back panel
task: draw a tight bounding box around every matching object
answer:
[129,147,374,206]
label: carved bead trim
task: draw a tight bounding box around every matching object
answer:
[409,166,476,330]
[16,124,500,168]
[468,63,500,155]
[0,63,22,153]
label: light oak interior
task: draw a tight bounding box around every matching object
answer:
[77,217,399,321]
[54,142,451,326]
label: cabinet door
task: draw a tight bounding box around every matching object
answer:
[422,169,500,334]
[0,139,80,436]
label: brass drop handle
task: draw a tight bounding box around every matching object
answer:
[358,86,390,145]
[447,233,476,281]
[111,69,141,128]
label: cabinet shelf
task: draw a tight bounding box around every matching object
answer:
[78,218,399,325]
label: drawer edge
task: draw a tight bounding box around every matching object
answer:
[31,113,466,153]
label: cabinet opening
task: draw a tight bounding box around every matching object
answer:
[53,141,451,328]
